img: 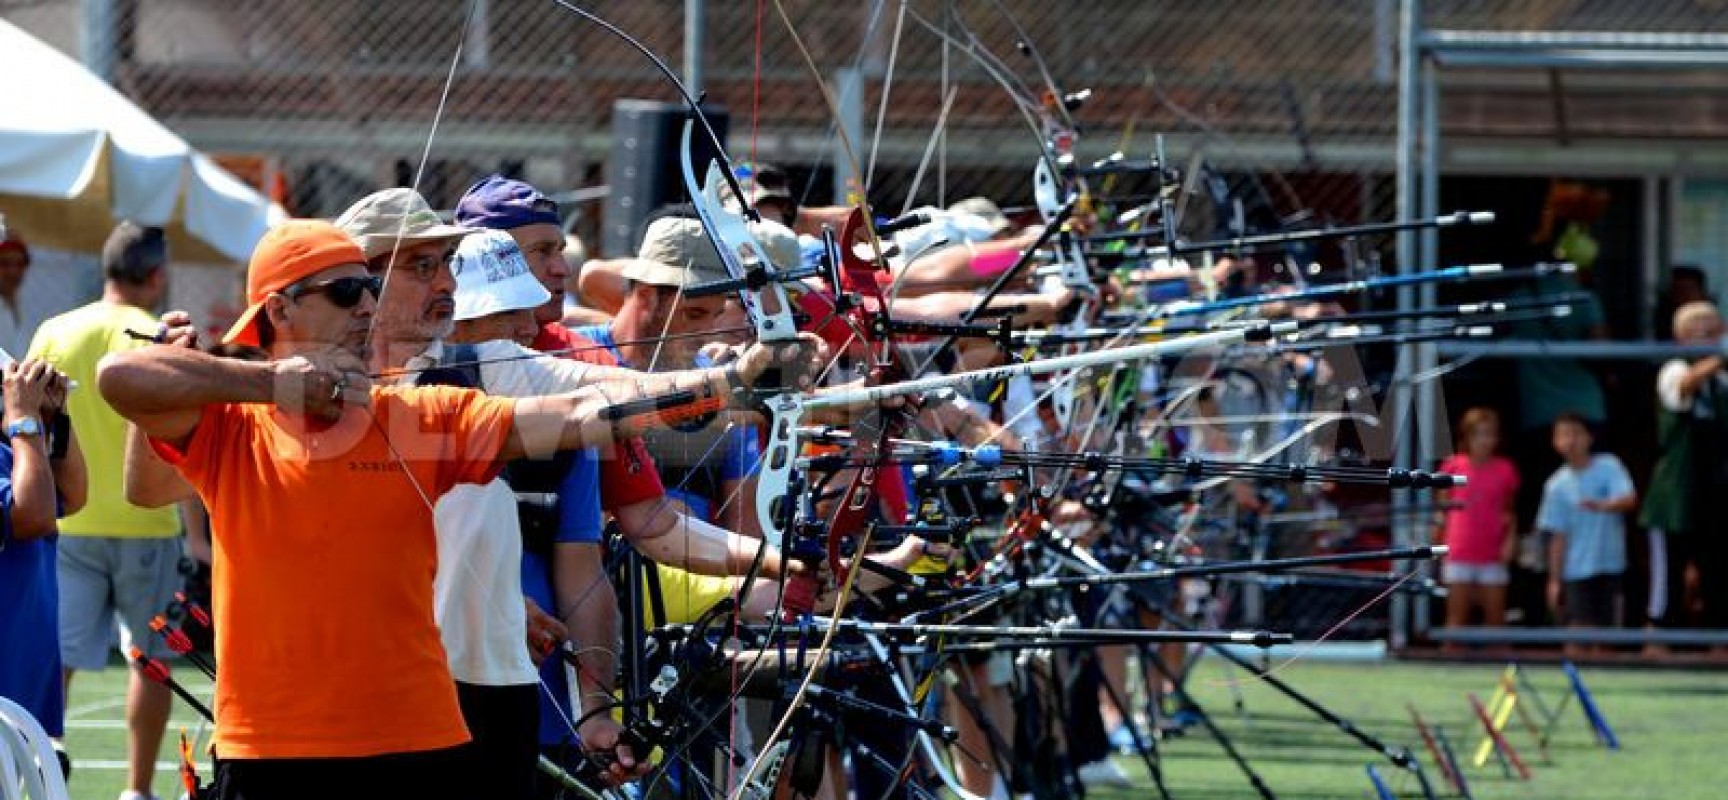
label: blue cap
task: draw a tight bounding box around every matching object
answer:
[454,174,561,231]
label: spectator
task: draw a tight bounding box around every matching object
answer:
[1639,301,1728,634]
[1537,412,1636,656]
[0,357,85,778]
[0,216,34,357]
[453,175,576,357]
[1435,408,1521,637]
[27,221,181,800]
[739,161,798,229]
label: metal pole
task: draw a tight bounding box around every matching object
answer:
[80,0,117,83]
[834,67,865,204]
[464,0,491,70]
[1414,52,1443,639]
[1391,0,1421,652]
[684,0,705,95]
[1374,0,1396,83]
[1641,175,1662,339]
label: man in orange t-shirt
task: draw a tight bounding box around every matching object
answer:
[96,220,779,800]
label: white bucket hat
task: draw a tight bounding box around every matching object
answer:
[451,229,551,321]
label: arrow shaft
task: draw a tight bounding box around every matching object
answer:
[806,325,1278,411]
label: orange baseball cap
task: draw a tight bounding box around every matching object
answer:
[223,220,368,346]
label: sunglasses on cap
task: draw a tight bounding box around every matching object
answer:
[286,275,383,308]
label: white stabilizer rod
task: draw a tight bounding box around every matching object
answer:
[801,322,1296,412]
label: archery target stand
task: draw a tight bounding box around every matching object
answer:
[1467,692,1530,780]
[1407,703,1472,799]
[1562,661,1620,751]
[1480,663,1618,759]
[1470,664,1550,769]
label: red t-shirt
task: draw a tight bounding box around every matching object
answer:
[1437,454,1520,565]
[533,322,666,510]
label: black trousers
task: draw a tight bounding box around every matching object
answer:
[1652,529,1728,629]
[455,681,542,800]
[211,746,466,800]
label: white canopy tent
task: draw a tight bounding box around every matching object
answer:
[0,17,284,264]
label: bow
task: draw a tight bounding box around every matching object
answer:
[810,208,911,586]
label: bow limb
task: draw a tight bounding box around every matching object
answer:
[680,130,804,552]
[677,119,850,800]
[740,10,919,797]
[816,209,910,583]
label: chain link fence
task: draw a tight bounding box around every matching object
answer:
[3,0,1723,261]
[0,0,1721,351]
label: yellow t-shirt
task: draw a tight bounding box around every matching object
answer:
[28,301,180,537]
[647,563,736,627]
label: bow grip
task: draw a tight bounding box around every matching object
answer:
[597,390,700,422]
[779,570,820,621]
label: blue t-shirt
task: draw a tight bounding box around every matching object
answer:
[572,324,761,522]
[520,446,602,747]
[0,443,64,737]
[1536,454,1634,581]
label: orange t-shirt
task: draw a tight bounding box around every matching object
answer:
[156,385,514,759]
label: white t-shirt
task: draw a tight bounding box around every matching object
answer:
[426,339,594,686]
[1656,357,1728,414]
[434,480,537,686]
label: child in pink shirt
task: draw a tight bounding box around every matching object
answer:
[1435,408,1521,631]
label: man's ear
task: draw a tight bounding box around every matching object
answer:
[263,293,291,330]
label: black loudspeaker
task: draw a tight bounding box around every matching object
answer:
[602,99,729,258]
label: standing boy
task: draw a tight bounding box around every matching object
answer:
[1537,411,1636,655]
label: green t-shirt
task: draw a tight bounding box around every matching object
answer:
[28,301,181,537]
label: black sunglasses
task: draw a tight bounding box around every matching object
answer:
[287,275,383,308]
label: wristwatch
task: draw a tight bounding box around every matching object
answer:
[6,416,41,440]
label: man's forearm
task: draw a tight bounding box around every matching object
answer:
[1680,357,1723,396]
[124,423,195,507]
[554,544,619,698]
[618,499,781,578]
[572,363,735,407]
[1605,494,1639,513]
[566,583,619,696]
[8,436,59,540]
[517,371,741,458]
[98,346,274,418]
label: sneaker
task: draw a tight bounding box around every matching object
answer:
[1077,758,1134,789]
[1107,724,1151,754]
[1170,707,1203,729]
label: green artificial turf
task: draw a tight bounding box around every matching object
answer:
[57,659,1726,799]
[1091,659,1727,800]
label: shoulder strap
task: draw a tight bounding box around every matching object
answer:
[415,343,483,390]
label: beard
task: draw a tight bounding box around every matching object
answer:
[424,316,455,342]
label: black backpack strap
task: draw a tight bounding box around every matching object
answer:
[416,342,579,557]
[414,343,483,390]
